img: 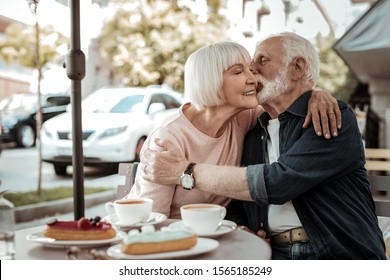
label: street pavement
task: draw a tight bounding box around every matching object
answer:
[0,145,120,192]
[0,145,125,229]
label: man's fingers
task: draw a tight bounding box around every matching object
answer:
[256,230,270,243]
[256,230,267,239]
[154,138,179,153]
[141,147,151,160]
[154,138,167,151]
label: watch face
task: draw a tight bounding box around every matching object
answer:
[181,174,194,189]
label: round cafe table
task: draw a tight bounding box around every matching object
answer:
[14,220,271,260]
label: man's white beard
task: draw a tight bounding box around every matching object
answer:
[257,67,290,104]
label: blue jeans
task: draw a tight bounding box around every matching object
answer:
[271,241,317,260]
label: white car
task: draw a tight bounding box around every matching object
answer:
[41,86,183,175]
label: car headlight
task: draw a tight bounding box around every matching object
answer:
[42,126,54,139]
[99,126,127,139]
[3,116,17,127]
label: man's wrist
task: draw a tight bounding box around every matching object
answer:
[180,162,197,190]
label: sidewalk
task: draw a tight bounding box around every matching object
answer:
[15,174,123,230]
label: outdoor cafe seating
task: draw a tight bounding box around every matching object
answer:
[13,152,390,259]
[13,162,271,260]
[365,148,390,258]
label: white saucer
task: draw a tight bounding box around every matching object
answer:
[103,212,167,229]
[168,219,237,238]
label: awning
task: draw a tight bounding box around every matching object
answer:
[333,0,390,83]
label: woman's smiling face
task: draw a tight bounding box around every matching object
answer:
[221,62,258,110]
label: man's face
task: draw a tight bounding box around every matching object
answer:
[250,37,291,104]
[256,64,290,104]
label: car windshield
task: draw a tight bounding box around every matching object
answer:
[0,94,37,112]
[82,93,145,113]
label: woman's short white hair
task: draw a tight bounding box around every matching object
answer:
[266,32,320,88]
[184,41,251,110]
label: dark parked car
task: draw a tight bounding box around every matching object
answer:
[0,92,71,148]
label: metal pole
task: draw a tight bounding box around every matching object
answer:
[66,0,85,219]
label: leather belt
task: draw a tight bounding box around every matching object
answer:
[270,227,309,244]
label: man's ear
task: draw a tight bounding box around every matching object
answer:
[290,56,306,81]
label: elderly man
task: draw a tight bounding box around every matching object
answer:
[141,32,386,259]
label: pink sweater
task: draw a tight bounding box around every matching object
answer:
[129,103,258,218]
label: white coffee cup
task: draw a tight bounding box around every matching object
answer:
[180,203,226,234]
[105,198,153,225]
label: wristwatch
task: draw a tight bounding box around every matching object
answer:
[180,162,196,190]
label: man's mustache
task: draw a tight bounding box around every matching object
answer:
[256,76,264,93]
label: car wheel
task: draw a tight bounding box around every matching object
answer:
[135,137,146,162]
[54,164,67,176]
[16,124,35,148]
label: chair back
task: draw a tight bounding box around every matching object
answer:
[365,148,390,173]
[116,162,139,199]
[368,175,390,217]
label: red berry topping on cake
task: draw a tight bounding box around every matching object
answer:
[95,222,103,229]
[78,217,93,230]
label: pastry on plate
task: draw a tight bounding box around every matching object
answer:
[121,225,197,255]
[43,216,116,240]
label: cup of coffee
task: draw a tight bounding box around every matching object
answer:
[105,198,153,225]
[180,203,226,234]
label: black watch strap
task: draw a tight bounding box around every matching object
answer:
[184,162,196,175]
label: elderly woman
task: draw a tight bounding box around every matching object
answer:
[128,41,339,218]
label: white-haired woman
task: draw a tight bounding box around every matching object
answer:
[128,41,339,219]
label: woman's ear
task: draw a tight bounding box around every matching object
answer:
[290,56,306,81]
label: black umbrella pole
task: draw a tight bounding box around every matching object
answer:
[70,79,85,220]
[67,0,86,220]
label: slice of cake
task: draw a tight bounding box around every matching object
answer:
[121,225,197,255]
[43,216,116,240]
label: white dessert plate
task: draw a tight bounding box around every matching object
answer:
[168,220,237,238]
[26,230,127,248]
[106,237,219,260]
[103,212,167,228]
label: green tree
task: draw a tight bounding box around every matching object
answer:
[99,0,229,91]
[0,24,67,72]
[315,34,358,101]
[0,3,68,195]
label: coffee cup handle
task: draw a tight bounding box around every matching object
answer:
[105,202,115,215]
[220,207,227,220]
